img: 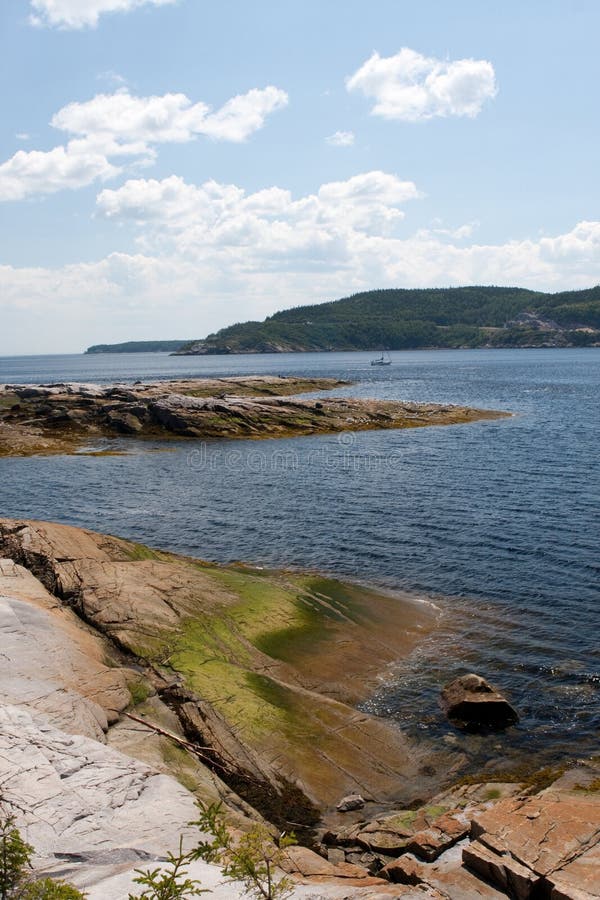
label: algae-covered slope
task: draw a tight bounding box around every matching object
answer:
[0,518,448,816]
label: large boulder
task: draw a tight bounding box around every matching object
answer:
[440,674,518,730]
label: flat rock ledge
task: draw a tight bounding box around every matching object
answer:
[466,765,600,899]
[0,555,446,898]
[0,376,508,456]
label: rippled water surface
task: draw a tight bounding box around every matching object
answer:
[1,348,599,773]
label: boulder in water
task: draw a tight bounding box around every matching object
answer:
[441,673,518,730]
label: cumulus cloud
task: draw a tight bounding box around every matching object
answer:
[326,130,355,147]
[0,140,120,201]
[347,47,497,121]
[198,87,290,141]
[96,171,421,264]
[94,171,600,289]
[0,87,288,201]
[52,87,288,145]
[29,0,177,29]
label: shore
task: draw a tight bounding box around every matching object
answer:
[0,517,449,820]
[0,375,509,457]
[1,517,597,899]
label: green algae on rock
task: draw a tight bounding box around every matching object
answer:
[0,517,448,821]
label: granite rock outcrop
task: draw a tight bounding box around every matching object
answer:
[1,519,598,898]
[0,376,508,456]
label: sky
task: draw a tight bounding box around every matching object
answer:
[1,0,600,354]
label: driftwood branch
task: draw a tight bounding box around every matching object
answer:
[122,711,249,781]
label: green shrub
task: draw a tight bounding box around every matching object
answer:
[190,802,295,900]
[128,838,207,899]
[21,879,88,899]
[0,816,33,900]
[0,815,86,899]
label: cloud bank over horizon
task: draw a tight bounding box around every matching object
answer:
[2,165,599,351]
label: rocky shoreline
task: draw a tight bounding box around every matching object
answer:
[0,518,598,898]
[0,518,446,823]
[0,375,509,457]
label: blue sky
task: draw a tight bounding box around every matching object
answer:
[1,0,600,353]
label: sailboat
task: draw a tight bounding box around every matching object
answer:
[370,351,392,367]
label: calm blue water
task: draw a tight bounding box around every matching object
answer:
[1,349,599,774]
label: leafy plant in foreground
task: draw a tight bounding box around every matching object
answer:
[0,815,86,899]
[128,837,207,900]
[20,879,88,899]
[190,802,296,900]
[0,815,33,900]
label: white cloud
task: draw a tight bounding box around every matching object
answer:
[52,91,211,145]
[95,171,600,288]
[0,87,288,201]
[15,133,31,142]
[326,130,355,147]
[96,171,421,261]
[29,0,177,29]
[53,87,288,145]
[197,87,290,142]
[347,48,497,121]
[0,140,120,201]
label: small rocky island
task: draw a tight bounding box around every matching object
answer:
[0,375,508,457]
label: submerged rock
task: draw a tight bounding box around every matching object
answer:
[440,673,519,730]
[337,794,366,812]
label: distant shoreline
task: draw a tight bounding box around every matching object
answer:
[79,343,600,356]
[85,340,188,354]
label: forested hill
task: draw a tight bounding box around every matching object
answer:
[175,285,600,354]
[86,340,188,353]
